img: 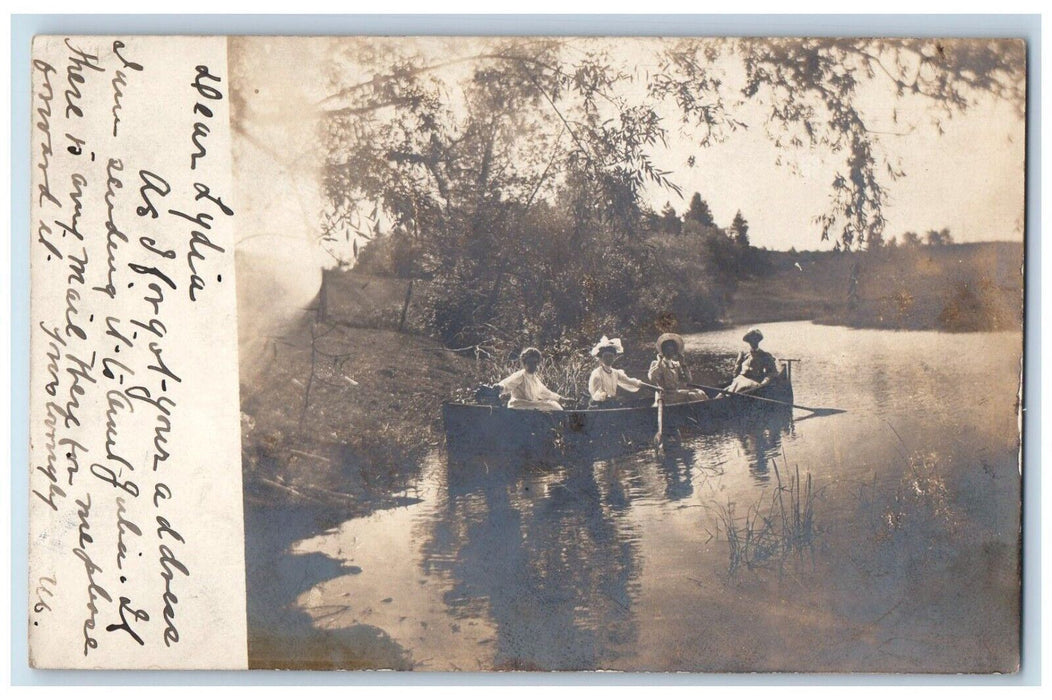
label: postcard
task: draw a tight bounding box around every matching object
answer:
[27,34,1024,671]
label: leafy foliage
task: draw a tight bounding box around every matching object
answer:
[650,38,1024,249]
[926,228,954,246]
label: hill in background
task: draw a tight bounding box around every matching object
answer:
[729,241,1023,332]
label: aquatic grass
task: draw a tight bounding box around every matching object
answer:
[709,455,819,574]
[772,460,817,556]
[710,499,777,573]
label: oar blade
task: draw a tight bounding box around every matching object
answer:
[805,407,847,417]
[792,406,847,423]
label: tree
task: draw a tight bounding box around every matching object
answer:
[926,228,954,246]
[275,36,1024,345]
[315,39,691,346]
[236,37,1023,265]
[685,192,716,228]
[659,202,682,235]
[730,210,750,247]
[901,231,922,247]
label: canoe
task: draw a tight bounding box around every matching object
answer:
[443,368,794,460]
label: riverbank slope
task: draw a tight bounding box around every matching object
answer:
[240,310,476,510]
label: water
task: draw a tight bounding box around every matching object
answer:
[258,321,1022,672]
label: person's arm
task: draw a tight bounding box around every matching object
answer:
[496,371,520,398]
[536,380,563,402]
[680,361,693,383]
[760,353,777,383]
[615,369,642,393]
[648,358,663,384]
[733,351,745,377]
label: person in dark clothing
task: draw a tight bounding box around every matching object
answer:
[727,328,778,393]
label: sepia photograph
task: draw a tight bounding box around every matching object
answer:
[224,35,1026,672]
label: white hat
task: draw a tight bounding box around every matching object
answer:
[590,335,624,357]
[656,332,685,355]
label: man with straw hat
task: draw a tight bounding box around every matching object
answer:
[587,335,652,407]
[726,328,778,393]
[648,333,707,404]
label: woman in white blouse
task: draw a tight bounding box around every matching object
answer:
[587,336,651,407]
[497,347,565,411]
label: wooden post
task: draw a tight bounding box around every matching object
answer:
[398,278,414,332]
[318,268,329,323]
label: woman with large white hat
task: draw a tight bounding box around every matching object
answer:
[587,336,650,407]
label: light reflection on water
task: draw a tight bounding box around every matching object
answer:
[286,322,1022,672]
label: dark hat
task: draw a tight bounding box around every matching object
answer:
[743,328,763,344]
[520,347,543,362]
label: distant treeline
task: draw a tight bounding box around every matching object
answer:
[728,241,1023,332]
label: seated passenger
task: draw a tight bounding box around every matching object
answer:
[588,336,645,407]
[497,347,564,411]
[648,333,708,404]
[726,328,778,393]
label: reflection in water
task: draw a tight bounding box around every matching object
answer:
[735,407,794,483]
[657,444,696,501]
[274,322,1022,672]
[422,457,641,670]
[244,502,414,669]
[411,405,794,669]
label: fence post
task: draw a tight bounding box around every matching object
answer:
[398,278,414,332]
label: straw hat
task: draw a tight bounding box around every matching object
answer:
[655,332,685,354]
[590,335,624,357]
[743,328,763,345]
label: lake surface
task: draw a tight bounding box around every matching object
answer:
[253,321,1022,672]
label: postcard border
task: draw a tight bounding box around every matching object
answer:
[8,12,1042,687]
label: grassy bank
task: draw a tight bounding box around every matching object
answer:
[727,242,1023,332]
[240,310,477,510]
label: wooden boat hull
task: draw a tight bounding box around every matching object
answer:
[443,371,793,460]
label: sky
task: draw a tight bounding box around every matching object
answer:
[645,75,1025,251]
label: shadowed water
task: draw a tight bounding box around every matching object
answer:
[252,321,1022,672]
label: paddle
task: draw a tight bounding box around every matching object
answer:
[654,390,665,450]
[688,383,846,417]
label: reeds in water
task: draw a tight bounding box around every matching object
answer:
[710,456,818,574]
